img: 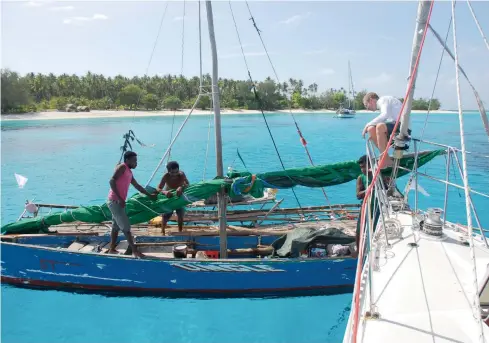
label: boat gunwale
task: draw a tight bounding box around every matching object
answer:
[0,238,357,264]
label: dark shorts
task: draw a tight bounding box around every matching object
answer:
[163,208,185,221]
[385,122,398,137]
[386,122,411,138]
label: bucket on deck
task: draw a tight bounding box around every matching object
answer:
[172,244,188,258]
[205,250,219,259]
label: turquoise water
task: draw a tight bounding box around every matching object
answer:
[1,112,489,343]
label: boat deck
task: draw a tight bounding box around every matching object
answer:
[353,212,489,342]
[17,219,358,238]
[2,219,358,261]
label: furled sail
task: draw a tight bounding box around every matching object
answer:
[1,150,444,235]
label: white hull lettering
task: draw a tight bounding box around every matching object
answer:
[170,263,285,273]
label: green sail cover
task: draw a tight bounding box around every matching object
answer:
[1,179,227,235]
[229,150,445,197]
[1,150,444,235]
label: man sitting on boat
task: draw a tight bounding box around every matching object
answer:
[361,92,403,168]
[107,151,157,258]
[156,161,190,234]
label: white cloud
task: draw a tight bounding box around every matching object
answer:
[173,16,184,21]
[24,1,45,7]
[279,12,311,25]
[50,5,75,11]
[363,72,393,85]
[63,13,108,25]
[93,13,108,20]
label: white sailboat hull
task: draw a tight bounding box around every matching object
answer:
[336,110,356,119]
[343,212,489,343]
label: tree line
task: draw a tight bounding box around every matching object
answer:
[1,69,441,114]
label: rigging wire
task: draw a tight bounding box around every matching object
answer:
[420,17,452,140]
[427,17,489,138]
[202,98,214,180]
[401,16,453,195]
[228,1,304,211]
[132,1,169,122]
[168,0,186,162]
[350,1,435,341]
[145,1,205,187]
[114,2,169,161]
[242,1,336,217]
[466,0,489,53]
[451,0,485,340]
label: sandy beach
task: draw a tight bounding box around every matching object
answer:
[1,109,459,121]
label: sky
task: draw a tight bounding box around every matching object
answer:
[1,0,489,109]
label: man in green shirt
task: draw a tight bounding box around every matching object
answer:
[355,155,382,252]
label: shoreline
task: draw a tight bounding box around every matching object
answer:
[1,109,461,121]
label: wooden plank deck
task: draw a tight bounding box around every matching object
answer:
[16,219,357,238]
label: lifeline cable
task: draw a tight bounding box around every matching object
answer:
[351,1,435,341]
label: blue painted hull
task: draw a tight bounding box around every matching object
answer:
[0,236,357,298]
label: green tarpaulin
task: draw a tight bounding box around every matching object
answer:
[1,150,444,235]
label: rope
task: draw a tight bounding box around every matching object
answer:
[180,0,186,77]
[145,96,203,187]
[131,198,164,217]
[420,17,452,140]
[400,17,452,209]
[132,1,169,120]
[228,1,303,212]
[167,0,187,162]
[428,23,489,138]
[202,97,214,180]
[451,1,485,340]
[145,1,205,187]
[111,3,168,157]
[351,2,435,341]
[250,87,304,211]
[466,0,489,52]
[241,1,335,218]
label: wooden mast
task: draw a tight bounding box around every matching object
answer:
[205,0,228,258]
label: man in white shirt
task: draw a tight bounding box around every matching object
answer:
[361,92,403,167]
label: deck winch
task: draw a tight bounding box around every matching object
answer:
[421,208,444,237]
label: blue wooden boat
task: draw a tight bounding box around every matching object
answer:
[0,228,357,298]
[0,0,443,299]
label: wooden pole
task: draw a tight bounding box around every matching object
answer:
[205,0,228,259]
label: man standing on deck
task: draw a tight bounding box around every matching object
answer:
[156,161,190,235]
[107,151,156,258]
[361,92,403,168]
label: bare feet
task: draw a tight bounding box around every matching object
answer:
[133,251,146,259]
[107,249,118,254]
